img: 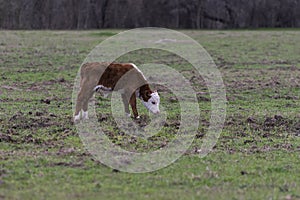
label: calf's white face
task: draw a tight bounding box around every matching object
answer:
[141,91,160,114]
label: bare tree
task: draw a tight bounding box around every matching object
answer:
[0,0,299,29]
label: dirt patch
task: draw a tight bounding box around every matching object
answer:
[8,111,56,129]
[1,85,22,91]
[47,161,84,168]
[27,78,71,92]
[263,115,286,128]
[1,109,74,145]
[224,68,300,91]
[224,114,300,139]
[246,115,299,134]
[246,142,295,154]
[271,95,299,100]
[0,132,14,143]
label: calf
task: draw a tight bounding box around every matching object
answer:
[74,62,160,121]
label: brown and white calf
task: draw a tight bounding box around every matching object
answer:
[74,62,160,121]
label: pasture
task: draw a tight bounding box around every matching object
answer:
[0,30,300,199]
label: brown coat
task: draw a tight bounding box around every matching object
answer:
[74,62,155,120]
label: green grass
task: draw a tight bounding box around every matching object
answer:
[1,29,300,200]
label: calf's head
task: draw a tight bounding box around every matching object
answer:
[141,91,160,114]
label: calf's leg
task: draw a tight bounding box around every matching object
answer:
[74,78,97,121]
[121,94,131,117]
[129,93,139,119]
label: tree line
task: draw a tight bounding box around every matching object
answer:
[1,0,299,29]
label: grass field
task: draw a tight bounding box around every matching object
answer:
[0,29,300,200]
